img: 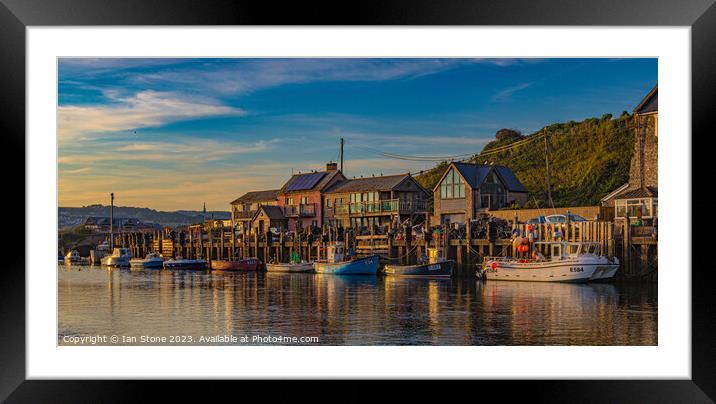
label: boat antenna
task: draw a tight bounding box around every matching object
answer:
[109,192,114,250]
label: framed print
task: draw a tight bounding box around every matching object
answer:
[2,0,714,401]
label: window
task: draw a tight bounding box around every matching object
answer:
[615,198,656,218]
[326,198,333,208]
[300,196,308,205]
[439,168,465,199]
[286,197,294,205]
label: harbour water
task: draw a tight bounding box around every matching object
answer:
[59,264,657,345]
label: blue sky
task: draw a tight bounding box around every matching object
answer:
[58,58,657,211]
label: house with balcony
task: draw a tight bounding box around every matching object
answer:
[323,173,429,229]
[229,189,279,233]
[601,85,658,224]
[277,162,346,231]
[433,161,528,225]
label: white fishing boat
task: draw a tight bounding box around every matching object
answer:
[90,241,110,264]
[101,247,132,267]
[64,250,82,264]
[481,241,619,283]
[129,252,164,269]
[265,262,315,273]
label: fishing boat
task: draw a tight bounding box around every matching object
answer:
[265,262,314,273]
[101,248,132,267]
[481,241,619,283]
[210,258,260,271]
[162,257,207,270]
[384,247,453,278]
[314,242,379,275]
[64,250,82,264]
[89,241,110,264]
[129,252,164,269]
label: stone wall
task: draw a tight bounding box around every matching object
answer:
[629,113,658,188]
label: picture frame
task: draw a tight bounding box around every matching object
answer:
[2,0,713,400]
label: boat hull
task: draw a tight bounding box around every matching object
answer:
[101,256,130,267]
[265,262,314,273]
[485,261,599,282]
[163,260,207,270]
[588,264,619,281]
[314,255,379,275]
[384,260,453,278]
[210,258,260,271]
[129,259,164,269]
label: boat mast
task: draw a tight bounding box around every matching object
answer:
[109,192,114,250]
[340,137,344,173]
[544,128,554,209]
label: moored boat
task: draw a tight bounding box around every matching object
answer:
[314,242,379,275]
[210,258,260,271]
[129,252,164,269]
[162,257,207,270]
[265,262,314,273]
[64,250,82,264]
[101,248,132,267]
[384,247,453,278]
[482,241,619,283]
[89,241,110,264]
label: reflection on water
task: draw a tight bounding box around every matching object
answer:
[58,265,657,345]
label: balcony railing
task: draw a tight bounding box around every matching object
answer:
[284,203,316,217]
[334,198,427,216]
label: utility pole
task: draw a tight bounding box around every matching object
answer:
[109,192,114,249]
[544,129,554,208]
[340,138,344,173]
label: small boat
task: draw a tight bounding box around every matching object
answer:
[58,254,65,264]
[384,247,453,278]
[314,242,379,275]
[101,248,132,267]
[265,262,314,273]
[90,241,110,264]
[64,250,82,264]
[210,258,260,271]
[129,252,164,269]
[163,257,207,270]
[482,241,619,283]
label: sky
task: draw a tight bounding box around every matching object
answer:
[58,58,657,211]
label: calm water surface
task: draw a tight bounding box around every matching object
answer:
[58,265,657,345]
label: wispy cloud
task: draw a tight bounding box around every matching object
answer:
[58,90,244,140]
[492,82,534,101]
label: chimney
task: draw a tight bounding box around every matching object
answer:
[326,162,338,171]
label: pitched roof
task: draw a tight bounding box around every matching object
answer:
[253,205,286,221]
[279,170,344,194]
[230,189,279,205]
[451,162,493,188]
[494,166,529,193]
[634,85,658,114]
[614,186,658,199]
[324,173,411,194]
[600,182,629,202]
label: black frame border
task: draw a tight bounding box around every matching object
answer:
[2,0,714,401]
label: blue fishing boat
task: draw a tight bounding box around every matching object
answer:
[314,242,379,275]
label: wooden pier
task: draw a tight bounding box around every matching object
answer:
[113,219,656,280]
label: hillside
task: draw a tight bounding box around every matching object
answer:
[415,113,635,208]
[58,205,230,229]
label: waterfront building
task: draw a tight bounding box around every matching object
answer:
[432,161,528,226]
[229,189,280,234]
[250,205,288,234]
[323,173,430,229]
[276,162,347,231]
[601,85,658,225]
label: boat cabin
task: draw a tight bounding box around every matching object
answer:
[532,241,602,260]
[326,242,346,263]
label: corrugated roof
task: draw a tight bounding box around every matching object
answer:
[614,186,658,199]
[494,166,529,193]
[325,173,410,194]
[230,189,279,205]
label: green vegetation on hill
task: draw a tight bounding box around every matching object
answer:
[415,113,634,208]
